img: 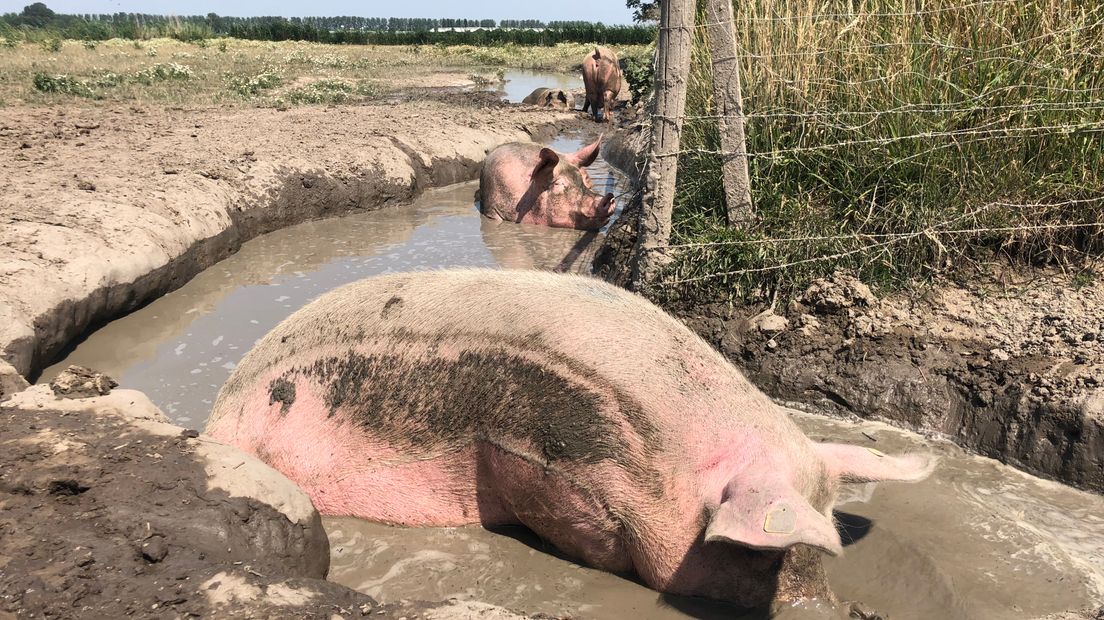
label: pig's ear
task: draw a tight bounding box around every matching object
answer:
[705,486,843,556]
[531,147,559,179]
[814,443,936,483]
[567,136,602,168]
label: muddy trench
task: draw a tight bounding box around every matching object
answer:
[6,78,1103,620]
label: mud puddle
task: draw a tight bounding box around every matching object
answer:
[325,409,1104,620]
[499,70,583,104]
[39,131,627,429]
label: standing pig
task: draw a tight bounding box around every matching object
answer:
[582,46,622,123]
[207,269,935,609]
[522,87,571,110]
[478,138,614,230]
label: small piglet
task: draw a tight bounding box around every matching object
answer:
[207,269,934,608]
[478,138,614,230]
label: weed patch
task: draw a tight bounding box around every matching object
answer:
[227,68,282,97]
[32,73,95,97]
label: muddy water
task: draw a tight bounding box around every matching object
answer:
[326,410,1104,620]
[499,70,583,104]
[40,131,626,428]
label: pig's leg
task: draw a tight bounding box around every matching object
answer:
[582,97,591,114]
[478,442,633,573]
[603,90,615,124]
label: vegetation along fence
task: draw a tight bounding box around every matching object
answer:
[631,0,1104,301]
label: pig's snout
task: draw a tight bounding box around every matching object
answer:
[596,193,615,218]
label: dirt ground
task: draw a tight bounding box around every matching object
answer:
[0,87,596,381]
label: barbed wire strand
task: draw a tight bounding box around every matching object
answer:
[670,100,1104,122]
[659,221,1103,286]
[653,121,1104,159]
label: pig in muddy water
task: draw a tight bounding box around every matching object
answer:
[582,46,622,123]
[207,269,935,610]
[478,138,615,230]
[521,87,571,110]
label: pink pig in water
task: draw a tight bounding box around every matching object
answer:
[478,138,615,231]
[206,269,934,609]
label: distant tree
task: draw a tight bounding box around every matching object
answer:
[625,0,659,23]
[21,2,56,27]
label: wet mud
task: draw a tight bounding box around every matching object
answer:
[325,409,1104,620]
[0,399,341,618]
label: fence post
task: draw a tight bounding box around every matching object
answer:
[705,0,754,227]
[630,0,696,289]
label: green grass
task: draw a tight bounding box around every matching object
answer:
[660,0,1104,301]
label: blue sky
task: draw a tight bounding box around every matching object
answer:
[0,1,637,24]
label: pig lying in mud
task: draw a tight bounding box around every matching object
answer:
[478,137,615,230]
[582,46,622,123]
[522,87,571,110]
[207,269,934,609]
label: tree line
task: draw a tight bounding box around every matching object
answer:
[1,3,655,45]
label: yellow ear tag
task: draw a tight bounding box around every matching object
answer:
[763,504,796,534]
[866,447,886,457]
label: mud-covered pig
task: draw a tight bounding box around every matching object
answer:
[478,138,614,230]
[522,87,571,110]
[207,269,934,608]
[582,46,622,123]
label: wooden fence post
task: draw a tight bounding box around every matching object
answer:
[705,0,754,227]
[630,0,696,289]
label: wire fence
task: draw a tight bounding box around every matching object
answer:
[644,0,1104,294]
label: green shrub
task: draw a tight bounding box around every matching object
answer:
[32,73,95,97]
[284,79,377,104]
[132,62,194,83]
[621,48,654,104]
[227,69,282,97]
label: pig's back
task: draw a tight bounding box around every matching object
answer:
[209,269,784,458]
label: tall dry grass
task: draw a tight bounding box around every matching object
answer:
[665,0,1104,300]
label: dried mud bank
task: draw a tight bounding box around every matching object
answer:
[595,127,1104,494]
[0,93,576,381]
[0,373,559,619]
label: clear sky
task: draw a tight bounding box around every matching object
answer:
[0,1,637,25]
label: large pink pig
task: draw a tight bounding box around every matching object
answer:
[207,269,934,609]
[582,46,622,123]
[479,138,615,230]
